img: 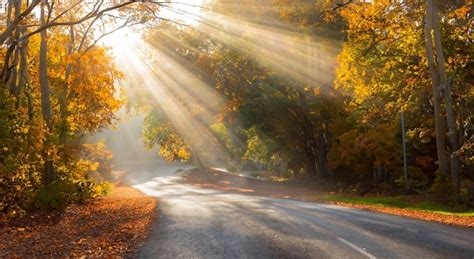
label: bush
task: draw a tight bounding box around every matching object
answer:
[430,171,457,204]
[394,166,429,193]
[459,180,474,208]
[0,138,115,214]
[33,179,112,210]
[31,147,115,210]
[227,164,239,172]
[94,182,113,197]
[0,89,43,217]
[34,181,70,210]
[457,136,473,166]
[81,140,115,182]
[0,159,40,217]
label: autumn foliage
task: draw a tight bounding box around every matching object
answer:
[0,0,473,220]
[140,0,473,207]
[0,13,123,216]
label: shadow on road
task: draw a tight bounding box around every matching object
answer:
[134,168,474,259]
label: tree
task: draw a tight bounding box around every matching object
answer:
[39,0,54,185]
[424,0,461,189]
[0,0,163,214]
[142,18,342,179]
[333,0,472,192]
[143,108,192,162]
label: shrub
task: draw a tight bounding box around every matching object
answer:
[0,89,43,217]
[394,166,429,193]
[33,178,112,210]
[459,180,474,208]
[457,136,473,166]
[94,182,113,197]
[34,181,70,210]
[431,171,457,204]
[227,164,239,172]
[1,140,117,213]
[81,140,115,182]
[31,143,115,210]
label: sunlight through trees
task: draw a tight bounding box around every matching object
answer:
[0,0,473,218]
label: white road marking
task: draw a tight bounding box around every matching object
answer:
[338,237,377,259]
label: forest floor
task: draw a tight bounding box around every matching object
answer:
[183,168,474,228]
[0,186,157,257]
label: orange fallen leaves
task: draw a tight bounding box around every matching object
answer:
[0,186,157,257]
[329,202,474,228]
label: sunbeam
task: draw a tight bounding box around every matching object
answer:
[106,28,237,168]
[100,0,342,169]
[197,11,340,91]
[158,1,341,92]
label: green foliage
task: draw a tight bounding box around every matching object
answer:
[227,164,239,173]
[210,123,245,161]
[394,166,429,193]
[143,110,191,162]
[33,179,111,210]
[34,182,70,210]
[320,194,474,216]
[33,147,114,210]
[243,127,273,165]
[143,21,341,179]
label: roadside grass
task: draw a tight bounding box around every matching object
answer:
[318,195,474,217]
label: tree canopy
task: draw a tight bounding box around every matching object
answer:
[0,0,473,217]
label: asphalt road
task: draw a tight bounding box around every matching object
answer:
[133,168,474,259]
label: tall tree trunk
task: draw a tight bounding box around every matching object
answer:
[431,3,461,191]
[26,83,34,122]
[444,78,461,190]
[39,0,54,185]
[7,0,22,94]
[459,99,465,145]
[0,0,41,46]
[59,23,74,145]
[15,26,28,108]
[2,0,21,86]
[305,149,318,179]
[7,42,19,94]
[325,129,334,178]
[424,0,449,176]
[6,1,14,31]
[315,129,328,178]
[306,137,320,180]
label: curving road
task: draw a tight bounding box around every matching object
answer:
[132,168,474,259]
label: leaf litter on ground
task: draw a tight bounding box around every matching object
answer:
[0,186,157,257]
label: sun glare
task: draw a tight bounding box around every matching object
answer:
[160,0,204,25]
[100,0,342,168]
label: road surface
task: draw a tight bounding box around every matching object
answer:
[132,168,474,259]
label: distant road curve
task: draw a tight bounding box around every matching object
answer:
[134,169,474,259]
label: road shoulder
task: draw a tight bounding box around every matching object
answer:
[182,168,474,228]
[0,186,157,257]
